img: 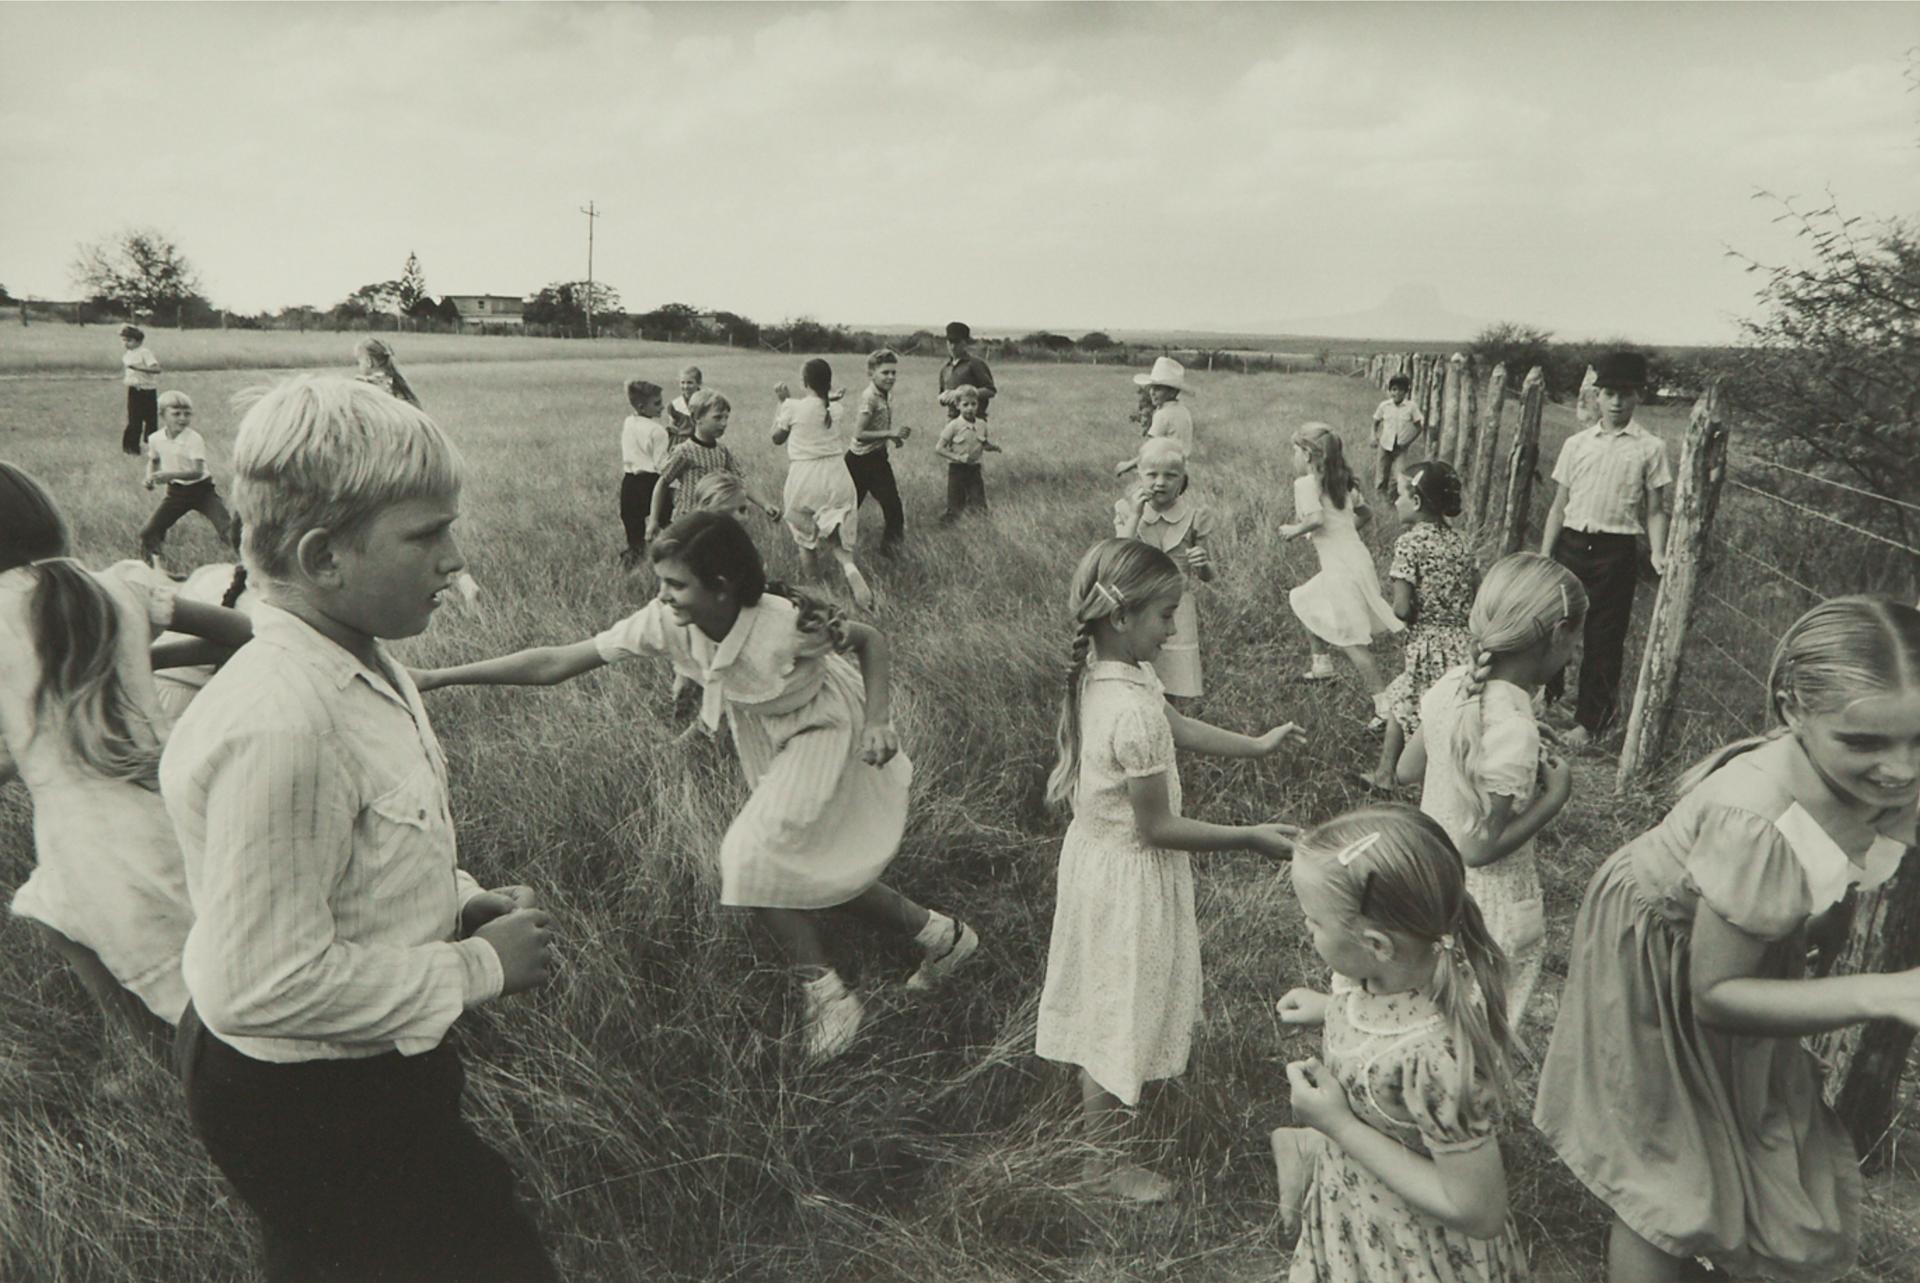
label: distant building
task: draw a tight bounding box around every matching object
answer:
[444,294,526,328]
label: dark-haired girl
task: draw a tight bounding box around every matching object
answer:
[1361,461,1477,793]
[0,462,251,1070]
[772,360,873,609]
[414,511,975,1063]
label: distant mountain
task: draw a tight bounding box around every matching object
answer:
[1255,284,1484,345]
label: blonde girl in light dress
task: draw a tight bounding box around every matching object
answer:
[416,512,975,1062]
[1114,438,1215,700]
[1283,423,1403,717]
[1396,554,1583,1029]
[1535,597,1920,1283]
[1036,538,1301,1204]
[0,463,251,1071]
[771,359,873,609]
[1274,805,1528,1283]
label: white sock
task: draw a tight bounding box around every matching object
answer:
[914,911,955,952]
[802,969,847,1001]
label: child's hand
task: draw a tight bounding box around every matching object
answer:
[828,387,846,402]
[763,504,782,522]
[1541,752,1574,801]
[461,885,539,935]
[1255,723,1306,755]
[986,441,1004,452]
[1275,988,1330,1026]
[773,382,791,402]
[1184,544,1212,573]
[1286,1058,1354,1135]
[896,425,913,444]
[1246,822,1300,861]
[860,722,898,766]
[645,519,662,541]
[1875,968,1920,1029]
[474,908,555,997]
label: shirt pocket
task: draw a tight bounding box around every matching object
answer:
[360,769,453,899]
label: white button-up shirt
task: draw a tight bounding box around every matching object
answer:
[1551,420,1672,535]
[161,602,501,1062]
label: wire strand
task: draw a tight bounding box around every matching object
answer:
[1728,480,1920,558]
[1694,630,1771,691]
[1700,587,1778,638]
[1732,453,1920,518]
[1714,538,1824,599]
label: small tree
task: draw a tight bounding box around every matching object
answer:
[70,227,205,327]
[634,302,702,340]
[343,280,404,317]
[1471,322,1555,392]
[524,281,622,335]
[1078,331,1116,351]
[396,252,429,314]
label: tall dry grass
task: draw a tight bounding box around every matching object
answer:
[2,340,1915,1281]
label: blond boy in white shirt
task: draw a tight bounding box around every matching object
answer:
[160,374,558,1283]
[139,391,234,565]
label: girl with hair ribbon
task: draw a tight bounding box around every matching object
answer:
[1274,804,1527,1282]
[1535,596,1920,1283]
[1036,537,1301,1203]
[772,359,873,609]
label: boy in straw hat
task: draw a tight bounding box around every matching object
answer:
[1115,356,1193,477]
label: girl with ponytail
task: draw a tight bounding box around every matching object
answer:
[0,462,251,1066]
[771,359,873,609]
[1396,552,1583,1027]
[1274,804,1526,1278]
[1535,596,1920,1282]
[1038,538,1301,1204]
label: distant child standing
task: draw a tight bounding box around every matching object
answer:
[669,365,704,438]
[1540,350,1670,748]
[647,389,779,541]
[1371,374,1425,492]
[1037,538,1300,1203]
[119,324,161,454]
[1,463,250,1070]
[845,349,911,557]
[162,375,559,1283]
[1273,805,1527,1282]
[935,385,1001,522]
[620,378,673,565]
[1115,357,1194,477]
[354,336,420,406]
[139,390,234,566]
[1362,462,1476,793]
[772,359,874,609]
[417,512,978,1062]
[1396,553,1585,1028]
[1114,438,1214,699]
[1536,596,1920,1283]
[1284,423,1402,710]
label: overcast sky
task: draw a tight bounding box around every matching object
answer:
[4,3,1916,343]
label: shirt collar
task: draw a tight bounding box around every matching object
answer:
[688,600,771,730]
[250,600,405,701]
[1591,418,1645,439]
[1138,495,1191,525]
[1087,659,1156,686]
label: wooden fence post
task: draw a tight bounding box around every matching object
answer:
[1454,355,1479,471]
[1468,363,1509,530]
[1615,382,1731,788]
[1812,855,1920,1172]
[1436,353,1464,463]
[1500,366,1547,555]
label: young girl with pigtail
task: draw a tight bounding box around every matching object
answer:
[1396,552,1583,1028]
[0,462,252,1072]
[1362,460,1477,793]
[1535,596,1920,1283]
[1035,538,1301,1204]
[354,336,420,407]
[772,359,874,610]
[1273,804,1528,1282]
[416,511,975,1064]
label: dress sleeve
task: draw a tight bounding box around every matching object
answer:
[1292,474,1322,519]
[1388,529,1421,584]
[102,559,177,632]
[1686,803,1814,942]
[593,602,672,665]
[1189,504,1215,541]
[1478,700,1539,800]
[1403,1039,1499,1155]
[1110,697,1172,779]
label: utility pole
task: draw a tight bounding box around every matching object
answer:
[580,200,600,339]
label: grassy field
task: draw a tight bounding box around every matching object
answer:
[2,332,1915,1282]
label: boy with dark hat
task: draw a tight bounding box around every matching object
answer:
[938,321,996,422]
[1540,349,1671,748]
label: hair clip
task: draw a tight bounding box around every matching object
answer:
[1334,831,1381,867]
[1435,933,1458,955]
[1091,580,1125,613]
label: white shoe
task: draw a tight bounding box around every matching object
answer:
[1300,656,1337,682]
[905,917,979,992]
[801,973,864,1063]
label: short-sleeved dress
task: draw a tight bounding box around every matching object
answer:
[1115,495,1215,698]
[1036,661,1200,1106]
[1534,739,1914,1280]
[1381,524,1477,735]
[593,594,909,909]
[1289,475,1405,649]
[776,397,859,553]
[1291,975,1529,1283]
[1,560,192,1021]
[1418,669,1546,1027]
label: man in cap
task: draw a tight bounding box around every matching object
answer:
[938,322,996,422]
[1540,350,1671,749]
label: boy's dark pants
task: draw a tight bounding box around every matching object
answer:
[123,388,158,455]
[620,471,659,552]
[180,1010,557,1283]
[941,462,986,522]
[1547,528,1640,737]
[845,449,904,550]
[140,480,233,560]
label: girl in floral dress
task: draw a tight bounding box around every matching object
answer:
[1274,804,1528,1283]
[1363,461,1476,790]
[1114,438,1215,700]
